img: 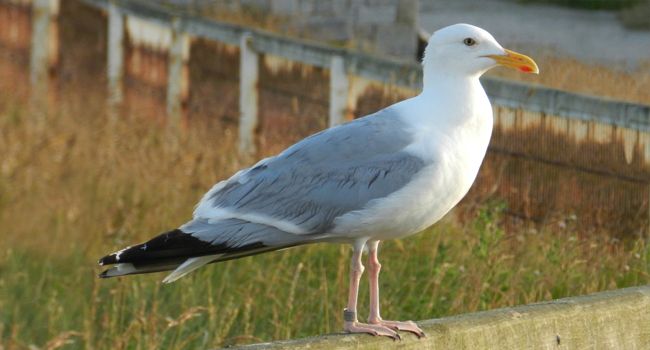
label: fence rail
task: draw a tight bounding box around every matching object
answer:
[80,0,650,132]
[229,286,650,349]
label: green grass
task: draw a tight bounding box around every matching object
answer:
[1,92,649,349]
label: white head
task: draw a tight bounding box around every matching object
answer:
[422,23,538,83]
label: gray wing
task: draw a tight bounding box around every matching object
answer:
[180,218,308,251]
[194,107,426,235]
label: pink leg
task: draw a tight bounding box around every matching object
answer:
[367,240,425,338]
[343,239,400,340]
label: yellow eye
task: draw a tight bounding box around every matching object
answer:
[463,38,477,46]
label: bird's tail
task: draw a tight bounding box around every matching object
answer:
[98,228,219,279]
[98,219,314,282]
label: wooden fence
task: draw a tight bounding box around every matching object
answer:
[229,285,650,349]
[1,0,650,235]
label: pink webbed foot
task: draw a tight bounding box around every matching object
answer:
[370,319,425,338]
[344,321,401,340]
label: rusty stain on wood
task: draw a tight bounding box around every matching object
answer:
[0,1,32,100]
[187,38,239,126]
[0,2,32,51]
[123,14,169,119]
[57,0,107,100]
[258,53,328,155]
[353,82,414,119]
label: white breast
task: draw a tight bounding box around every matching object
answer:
[331,85,493,242]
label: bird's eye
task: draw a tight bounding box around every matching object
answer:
[463,38,476,46]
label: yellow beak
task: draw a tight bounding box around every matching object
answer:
[485,49,539,74]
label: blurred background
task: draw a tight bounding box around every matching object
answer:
[1,0,649,349]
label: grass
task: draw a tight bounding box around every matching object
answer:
[1,83,649,350]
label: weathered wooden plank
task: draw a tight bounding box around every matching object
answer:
[231,285,650,350]
[182,16,241,46]
[482,78,650,132]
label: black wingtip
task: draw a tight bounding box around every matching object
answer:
[98,254,117,266]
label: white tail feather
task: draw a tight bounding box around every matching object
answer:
[162,254,221,284]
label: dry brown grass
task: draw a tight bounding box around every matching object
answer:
[0,95,243,256]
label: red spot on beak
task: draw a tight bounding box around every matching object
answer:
[520,66,533,73]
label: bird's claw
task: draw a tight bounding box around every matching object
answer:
[370,319,426,338]
[344,321,401,340]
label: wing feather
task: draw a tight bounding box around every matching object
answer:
[194,108,426,235]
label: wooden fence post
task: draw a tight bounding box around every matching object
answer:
[29,0,58,108]
[107,1,124,116]
[167,17,190,125]
[329,55,348,127]
[239,32,259,156]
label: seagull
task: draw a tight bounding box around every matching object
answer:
[98,23,538,339]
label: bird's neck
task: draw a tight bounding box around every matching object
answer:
[421,71,486,113]
[421,69,481,97]
[416,70,491,129]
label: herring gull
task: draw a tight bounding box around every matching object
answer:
[98,23,538,339]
